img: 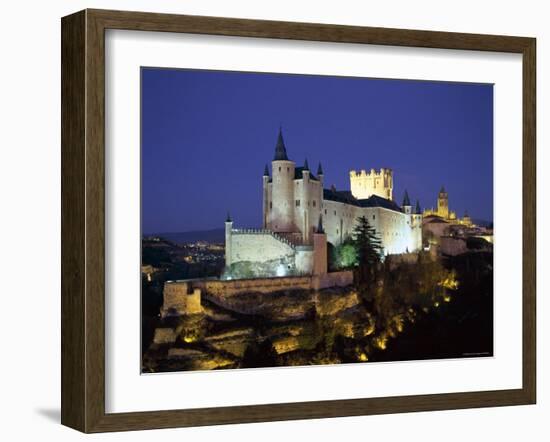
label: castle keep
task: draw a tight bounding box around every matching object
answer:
[224,129,423,279]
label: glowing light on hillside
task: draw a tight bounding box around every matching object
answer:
[374,335,387,350]
[439,274,459,290]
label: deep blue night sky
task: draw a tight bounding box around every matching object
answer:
[141,68,493,234]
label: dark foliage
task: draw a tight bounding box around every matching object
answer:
[351,215,383,286]
[241,338,278,368]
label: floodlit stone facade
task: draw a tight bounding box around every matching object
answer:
[161,284,203,317]
[225,128,423,277]
[350,168,393,200]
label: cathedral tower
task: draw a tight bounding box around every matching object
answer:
[437,186,449,219]
[269,128,295,232]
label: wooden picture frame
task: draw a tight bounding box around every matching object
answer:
[61,8,536,433]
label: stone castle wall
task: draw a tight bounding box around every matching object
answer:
[322,199,360,245]
[161,284,202,317]
[293,173,323,243]
[204,275,312,297]
[229,230,295,264]
[321,201,422,254]
[439,236,468,256]
[226,229,323,277]
[162,271,354,316]
[294,246,314,274]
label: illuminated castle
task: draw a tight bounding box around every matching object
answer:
[223,129,423,278]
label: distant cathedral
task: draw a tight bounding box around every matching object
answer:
[423,186,473,226]
[224,129,423,278]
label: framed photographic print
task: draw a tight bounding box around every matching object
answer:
[61,9,536,433]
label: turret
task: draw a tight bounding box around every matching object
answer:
[411,198,423,252]
[313,215,327,276]
[402,190,412,215]
[412,200,423,228]
[273,127,289,161]
[415,199,422,215]
[317,214,325,234]
[317,162,324,185]
[262,164,270,228]
[303,158,310,179]
[301,158,311,242]
[224,212,233,267]
[270,127,295,232]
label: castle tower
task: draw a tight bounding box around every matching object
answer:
[411,200,423,251]
[317,162,324,186]
[412,200,423,227]
[313,215,328,276]
[414,200,422,221]
[270,128,295,232]
[302,158,311,243]
[350,167,393,200]
[437,186,449,219]
[224,213,233,267]
[262,164,270,228]
[402,190,412,215]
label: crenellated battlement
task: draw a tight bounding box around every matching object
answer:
[231,228,302,249]
[349,167,392,178]
[349,167,393,200]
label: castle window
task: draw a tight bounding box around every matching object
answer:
[287,167,289,172]
[278,167,281,172]
[312,201,316,207]
[325,209,327,215]
[373,215,375,220]
[269,202,272,209]
[295,200,300,207]
[334,210,336,216]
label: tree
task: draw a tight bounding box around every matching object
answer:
[241,338,278,368]
[331,237,358,270]
[351,216,383,285]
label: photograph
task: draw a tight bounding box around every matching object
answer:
[140,67,494,373]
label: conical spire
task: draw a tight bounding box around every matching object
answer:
[273,127,289,161]
[402,190,411,207]
[317,162,323,175]
[263,164,269,177]
[415,200,422,214]
[439,185,446,194]
[317,215,325,234]
[225,211,232,223]
[303,158,309,171]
